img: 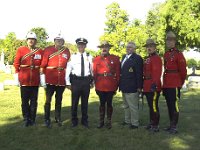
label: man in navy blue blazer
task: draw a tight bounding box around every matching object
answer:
[119,41,143,129]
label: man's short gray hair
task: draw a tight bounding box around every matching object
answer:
[127,41,136,49]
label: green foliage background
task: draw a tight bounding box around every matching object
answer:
[0,0,200,62]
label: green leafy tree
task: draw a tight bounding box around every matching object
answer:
[197,60,200,69]
[100,2,129,57]
[146,0,200,53]
[145,2,166,56]
[187,58,197,68]
[100,2,148,58]
[2,32,24,64]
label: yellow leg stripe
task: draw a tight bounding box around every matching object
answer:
[175,88,179,112]
[153,92,157,112]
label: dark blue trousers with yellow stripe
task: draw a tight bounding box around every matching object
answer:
[144,92,160,127]
[163,88,180,128]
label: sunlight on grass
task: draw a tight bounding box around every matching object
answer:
[168,137,190,149]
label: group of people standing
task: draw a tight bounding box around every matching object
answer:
[13,30,187,134]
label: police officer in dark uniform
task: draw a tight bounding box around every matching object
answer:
[66,38,93,128]
[14,32,43,127]
[93,41,120,129]
[163,31,187,134]
[119,42,143,129]
[143,39,162,132]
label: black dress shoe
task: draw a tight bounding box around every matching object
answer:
[29,120,36,126]
[97,123,104,129]
[145,124,152,130]
[149,127,159,132]
[129,125,138,129]
[168,128,178,134]
[55,120,62,127]
[163,126,171,131]
[45,120,51,128]
[71,123,78,128]
[22,120,30,127]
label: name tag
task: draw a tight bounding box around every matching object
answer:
[34,54,41,59]
[62,54,68,59]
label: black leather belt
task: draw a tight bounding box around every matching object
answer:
[70,74,91,80]
[97,73,115,77]
[165,70,178,73]
[144,76,152,80]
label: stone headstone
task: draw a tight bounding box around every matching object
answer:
[0,51,5,71]
[5,63,11,74]
[188,76,200,89]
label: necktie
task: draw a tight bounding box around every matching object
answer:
[81,54,85,76]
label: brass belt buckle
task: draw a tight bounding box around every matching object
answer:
[57,67,63,70]
[30,65,35,69]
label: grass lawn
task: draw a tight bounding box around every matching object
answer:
[0,72,200,150]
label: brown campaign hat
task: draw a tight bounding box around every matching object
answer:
[97,41,113,48]
[143,39,157,47]
[166,31,176,39]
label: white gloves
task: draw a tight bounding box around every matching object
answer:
[14,73,20,86]
[40,74,46,88]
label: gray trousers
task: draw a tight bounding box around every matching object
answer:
[122,92,139,126]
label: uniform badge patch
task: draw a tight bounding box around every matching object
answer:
[129,67,134,72]
[34,54,41,59]
[62,54,68,59]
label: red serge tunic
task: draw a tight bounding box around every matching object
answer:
[93,54,120,92]
[163,48,187,88]
[143,53,162,92]
[40,46,70,86]
[14,46,43,86]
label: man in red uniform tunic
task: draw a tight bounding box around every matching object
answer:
[14,32,43,127]
[40,33,70,127]
[163,31,187,134]
[93,41,120,129]
[143,39,162,132]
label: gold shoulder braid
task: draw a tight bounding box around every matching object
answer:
[21,48,39,62]
[49,46,66,59]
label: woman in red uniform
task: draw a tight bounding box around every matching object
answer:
[143,39,162,132]
[14,32,43,127]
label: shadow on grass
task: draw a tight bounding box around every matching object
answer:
[0,93,200,150]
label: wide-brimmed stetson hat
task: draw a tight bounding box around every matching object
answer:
[97,41,113,48]
[143,39,157,47]
[166,31,176,40]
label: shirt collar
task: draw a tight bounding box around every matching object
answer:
[77,52,86,56]
[126,54,132,59]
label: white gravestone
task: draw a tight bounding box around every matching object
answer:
[188,76,200,89]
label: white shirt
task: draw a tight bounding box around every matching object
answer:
[121,54,131,67]
[65,52,93,85]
